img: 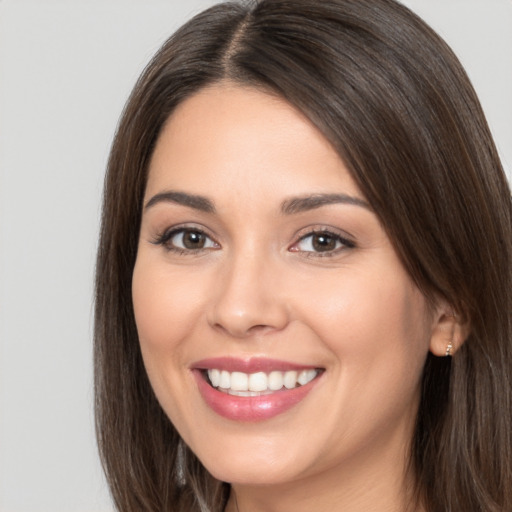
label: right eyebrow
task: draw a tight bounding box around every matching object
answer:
[281,193,371,215]
[144,190,215,213]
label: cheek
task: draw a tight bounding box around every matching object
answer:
[131,255,209,417]
[298,268,431,454]
[132,256,207,353]
[296,264,431,403]
[296,263,430,349]
[131,256,207,425]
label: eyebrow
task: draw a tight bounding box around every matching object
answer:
[144,191,215,213]
[281,193,371,214]
[144,190,371,215]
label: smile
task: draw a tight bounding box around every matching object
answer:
[206,369,320,396]
[193,358,324,421]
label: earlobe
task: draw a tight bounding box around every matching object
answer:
[429,307,470,357]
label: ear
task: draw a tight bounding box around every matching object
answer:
[429,304,470,357]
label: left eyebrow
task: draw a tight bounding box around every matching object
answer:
[281,193,371,215]
[144,190,215,213]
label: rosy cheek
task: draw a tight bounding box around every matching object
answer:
[132,264,187,404]
[302,265,425,358]
[132,259,205,356]
[132,262,174,353]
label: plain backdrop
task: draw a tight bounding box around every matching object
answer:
[0,1,510,511]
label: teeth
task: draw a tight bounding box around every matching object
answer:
[206,368,320,393]
[298,369,317,386]
[268,371,284,390]
[230,372,248,391]
[248,372,268,392]
[283,370,298,389]
[209,369,220,387]
[219,370,230,389]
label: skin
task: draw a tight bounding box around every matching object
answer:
[132,83,459,512]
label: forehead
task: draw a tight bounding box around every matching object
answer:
[145,83,362,204]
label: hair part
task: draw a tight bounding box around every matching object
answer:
[95,1,512,510]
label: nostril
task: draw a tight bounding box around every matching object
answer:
[211,321,277,338]
[247,324,274,334]
[207,275,290,337]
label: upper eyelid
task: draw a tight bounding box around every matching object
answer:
[150,223,355,250]
[155,223,215,238]
[151,224,218,246]
[293,226,355,243]
[290,228,356,253]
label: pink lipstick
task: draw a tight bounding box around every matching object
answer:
[192,357,323,422]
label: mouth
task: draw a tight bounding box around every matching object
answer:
[192,358,325,421]
[203,368,322,396]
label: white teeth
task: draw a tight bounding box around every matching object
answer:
[248,372,268,392]
[208,369,220,387]
[230,372,249,391]
[219,370,230,389]
[298,369,317,386]
[283,370,298,389]
[207,368,320,393]
[268,371,284,390]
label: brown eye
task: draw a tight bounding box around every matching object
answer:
[156,228,218,252]
[292,230,355,256]
[312,233,337,252]
[182,230,207,249]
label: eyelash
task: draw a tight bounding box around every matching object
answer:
[151,226,219,255]
[152,226,355,257]
[291,229,356,258]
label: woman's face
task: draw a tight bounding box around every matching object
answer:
[132,84,439,486]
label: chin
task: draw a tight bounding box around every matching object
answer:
[183,426,324,487]
[203,458,300,486]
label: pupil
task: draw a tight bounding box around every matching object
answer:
[312,233,336,252]
[183,231,205,249]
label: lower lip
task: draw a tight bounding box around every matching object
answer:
[193,370,320,422]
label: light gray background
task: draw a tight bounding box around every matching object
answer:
[0,1,510,511]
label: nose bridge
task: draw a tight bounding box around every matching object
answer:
[208,242,289,338]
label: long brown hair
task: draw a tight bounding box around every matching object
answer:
[94,1,512,510]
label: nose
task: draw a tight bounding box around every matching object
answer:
[207,250,290,339]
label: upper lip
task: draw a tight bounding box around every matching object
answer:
[192,357,322,373]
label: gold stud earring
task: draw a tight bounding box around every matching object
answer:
[445,340,453,357]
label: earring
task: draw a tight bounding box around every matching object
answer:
[445,318,456,357]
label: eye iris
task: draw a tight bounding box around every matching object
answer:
[182,231,206,249]
[312,233,336,252]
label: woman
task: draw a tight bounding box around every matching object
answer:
[94,0,512,510]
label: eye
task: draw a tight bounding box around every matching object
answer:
[291,230,355,255]
[153,227,219,253]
